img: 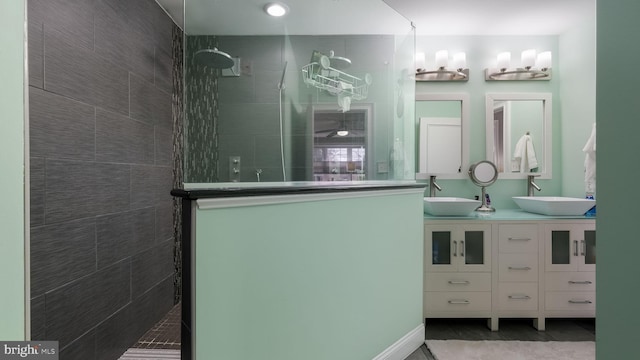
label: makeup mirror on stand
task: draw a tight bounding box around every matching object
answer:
[469,160,498,212]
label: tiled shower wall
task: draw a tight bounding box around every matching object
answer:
[28,0,176,358]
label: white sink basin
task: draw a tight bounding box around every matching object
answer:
[512,196,596,216]
[423,197,481,216]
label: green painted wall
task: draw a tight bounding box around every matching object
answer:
[559,15,597,198]
[596,0,640,358]
[0,0,26,340]
[193,191,423,359]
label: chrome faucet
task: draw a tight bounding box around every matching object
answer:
[527,175,542,196]
[429,175,442,197]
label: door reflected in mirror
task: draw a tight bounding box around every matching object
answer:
[486,93,552,179]
[416,93,469,179]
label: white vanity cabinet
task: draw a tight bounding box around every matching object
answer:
[423,223,492,319]
[423,216,595,331]
[544,223,596,318]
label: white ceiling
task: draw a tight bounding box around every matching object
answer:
[156,0,595,36]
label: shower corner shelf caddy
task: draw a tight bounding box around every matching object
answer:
[302,62,371,100]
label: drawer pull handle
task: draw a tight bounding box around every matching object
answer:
[448,300,470,304]
[508,295,531,300]
[573,240,579,257]
[568,280,593,285]
[568,300,592,304]
[508,266,531,270]
[508,237,531,241]
[448,280,470,285]
[460,240,464,257]
[581,240,585,256]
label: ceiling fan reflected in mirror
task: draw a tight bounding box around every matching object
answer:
[314,111,366,138]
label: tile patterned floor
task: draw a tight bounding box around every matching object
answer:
[132,303,181,350]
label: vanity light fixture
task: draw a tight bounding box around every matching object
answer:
[415,50,469,82]
[264,2,289,17]
[485,49,552,81]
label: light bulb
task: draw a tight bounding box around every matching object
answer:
[536,51,552,70]
[435,50,448,69]
[264,3,289,17]
[521,49,537,69]
[337,130,349,137]
[452,52,466,70]
[415,52,426,71]
[497,52,511,71]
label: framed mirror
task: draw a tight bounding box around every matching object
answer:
[486,93,552,179]
[416,93,470,179]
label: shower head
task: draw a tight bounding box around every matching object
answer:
[194,48,235,69]
[329,50,351,69]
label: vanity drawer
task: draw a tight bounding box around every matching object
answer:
[424,291,492,312]
[545,272,596,291]
[498,253,538,282]
[498,283,538,311]
[424,272,491,292]
[498,224,539,253]
[545,291,596,311]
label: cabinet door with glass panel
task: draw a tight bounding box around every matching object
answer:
[425,224,492,273]
[545,223,596,272]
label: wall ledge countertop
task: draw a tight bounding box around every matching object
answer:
[171,181,425,200]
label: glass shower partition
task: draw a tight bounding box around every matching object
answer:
[183,0,416,184]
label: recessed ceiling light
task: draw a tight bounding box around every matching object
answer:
[264,2,289,17]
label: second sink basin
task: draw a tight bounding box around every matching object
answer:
[512,196,595,216]
[424,197,481,216]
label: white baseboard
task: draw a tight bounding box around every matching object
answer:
[372,323,425,360]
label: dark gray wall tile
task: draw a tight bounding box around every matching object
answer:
[91,57,130,116]
[97,207,156,269]
[45,160,130,223]
[96,108,155,164]
[59,330,96,360]
[155,201,174,242]
[154,166,173,205]
[31,218,96,297]
[130,165,156,209]
[218,103,279,135]
[95,304,136,360]
[255,134,284,169]
[155,47,173,94]
[28,0,94,51]
[44,32,129,117]
[95,0,156,84]
[130,275,175,339]
[30,157,45,227]
[43,32,96,106]
[130,74,172,127]
[132,240,174,299]
[28,23,44,88]
[31,295,46,341]
[45,260,131,347]
[30,87,96,161]
[152,2,174,55]
[155,127,173,166]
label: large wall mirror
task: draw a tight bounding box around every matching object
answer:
[416,93,469,179]
[486,93,552,179]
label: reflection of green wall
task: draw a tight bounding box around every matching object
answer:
[416,101,461,118]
